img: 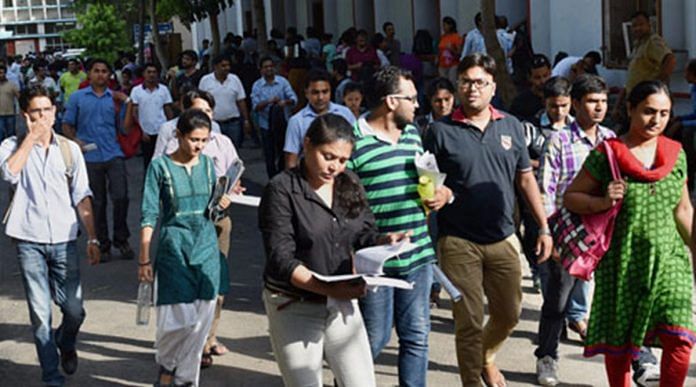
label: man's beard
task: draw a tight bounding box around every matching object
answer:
[394,112,412,130]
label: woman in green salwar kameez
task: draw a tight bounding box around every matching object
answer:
[564,81,696,387]
[138,109,231,387]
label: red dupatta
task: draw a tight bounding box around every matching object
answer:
[598,136,682,182]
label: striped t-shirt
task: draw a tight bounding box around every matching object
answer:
[348,117,436,277]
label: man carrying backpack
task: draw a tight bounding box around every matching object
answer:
[0,85,100,386]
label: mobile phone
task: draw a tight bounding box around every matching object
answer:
[82,143,97,152]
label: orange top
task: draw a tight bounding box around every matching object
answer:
[438,33,463,68]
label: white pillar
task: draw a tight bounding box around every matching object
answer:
[686,0,696,59]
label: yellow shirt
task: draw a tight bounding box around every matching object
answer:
[625,33,672,93]
[59,71,87,104]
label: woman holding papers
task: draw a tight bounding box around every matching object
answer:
[138,109,231,387]
[259,113,408,387]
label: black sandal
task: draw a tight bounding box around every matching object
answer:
[154,365,176,387]
[200,353,214,369]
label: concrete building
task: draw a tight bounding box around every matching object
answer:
[0,0,77,56]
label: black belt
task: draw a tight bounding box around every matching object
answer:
[217,117,241,124]
[265,285,326,310]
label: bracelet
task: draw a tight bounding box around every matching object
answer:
[139,261,151,266]
[87,239,100,246]
[539,227,551,236]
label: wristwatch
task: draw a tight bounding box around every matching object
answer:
[87,239,101,247]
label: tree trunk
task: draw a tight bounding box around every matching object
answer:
[480,0,517,107]
[138,0,146,64]
[209,11,221,57]
[253,0,268,54]
[149,0,169,69]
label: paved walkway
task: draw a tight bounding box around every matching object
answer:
[0,146,695,386]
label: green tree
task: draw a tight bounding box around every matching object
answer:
[63,3,132,63]
[158,0,234,57]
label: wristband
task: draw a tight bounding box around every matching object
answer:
[87,239,100,246]
[539,227,551,236]
[447,192,455,205]
[139,261,151,266]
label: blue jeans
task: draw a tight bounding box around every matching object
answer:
[0,114,16,141]
[359,263,432,387]
[219,118,243,149]
[566,278,589,322]
[17,240,85,386]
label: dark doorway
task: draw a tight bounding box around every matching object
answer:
[311,0,324,34]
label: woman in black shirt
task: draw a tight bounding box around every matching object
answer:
[259,113,405,387]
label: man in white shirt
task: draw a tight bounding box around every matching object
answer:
[125,62,174,169]
[199,55,252,148]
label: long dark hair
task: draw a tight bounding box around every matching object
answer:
[627,80,671,109]
[305,114,367,218]
[177,108,212,135]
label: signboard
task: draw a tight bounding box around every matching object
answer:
[133,22,174,41]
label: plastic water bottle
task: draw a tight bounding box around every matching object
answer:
[432,265,463,303]
[417,176,435,213]
[136,281,152,325]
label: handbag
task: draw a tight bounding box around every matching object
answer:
[114,98,142,159]
[548,141,622,281]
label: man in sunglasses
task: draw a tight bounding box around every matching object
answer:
[423,53,552,387]
[510,54,552,122]
[348,66,438,387]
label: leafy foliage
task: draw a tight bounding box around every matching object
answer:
[157,0,235,23]
[63,3,133,63]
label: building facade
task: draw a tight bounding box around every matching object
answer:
[0,0,76,56]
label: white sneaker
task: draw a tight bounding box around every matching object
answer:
[633,362,660,387]
[536,356,560,386]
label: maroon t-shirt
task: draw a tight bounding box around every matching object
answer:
[346,46,380,80]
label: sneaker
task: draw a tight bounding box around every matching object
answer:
[115,242,135,260]
[536,356,559,386]
[633,362,660,387]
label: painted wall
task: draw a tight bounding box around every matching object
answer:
[374,0,414,51]
[412,0,439,47]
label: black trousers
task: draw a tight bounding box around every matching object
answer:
[86,158,130,248]
[141,134,158,171]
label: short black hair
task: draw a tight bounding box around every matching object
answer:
[342,82,363,97]
[570,74,608,101]
[258,55,274,68]
[457,53,497,78]
[382,21,393,32]
[367,66,413,108]
[356,29,369,38]
[631,11,651,21]
[426,77,455,100]
[0,64,6,72]
[332,58,348,75]
[182,89,216,110]
[180,50,198,62]
[212,54,230,67]
[143,62,161,73]
[543,76,572,99]
[443,16,457,32]
[530,54,551,72]
[67,58,80,65]
[686,59,696,76]
[87,58,112,73]
[371,33,385,48]
[177,108,212,135]
[19,85,55,111]
[474,12,482,27]
[305,69,331,89]
[584,51,602,66]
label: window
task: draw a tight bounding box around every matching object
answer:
[602,0,661,68]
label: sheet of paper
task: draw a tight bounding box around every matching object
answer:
[354,240,418,275]
[415,151,447,187]
[230,195,261,207]
[310,271,413,290]
[363,276,413,289]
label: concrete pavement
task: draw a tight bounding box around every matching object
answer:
[1,145,695,387]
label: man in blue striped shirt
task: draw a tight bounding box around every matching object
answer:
[348,66,444,387]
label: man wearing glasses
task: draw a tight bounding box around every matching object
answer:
[423,54,552,387]
[348,66,439,387]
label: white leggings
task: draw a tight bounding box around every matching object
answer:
[155,299,216,387]
[263,289,376,387]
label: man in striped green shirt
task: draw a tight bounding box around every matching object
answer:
[348,66,447,387]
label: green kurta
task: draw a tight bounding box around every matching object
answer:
[141,155,225,306]
[583,149,696,357]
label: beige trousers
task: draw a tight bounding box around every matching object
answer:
[438,234,522,386]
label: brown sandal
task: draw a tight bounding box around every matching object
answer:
[200,353,213,369]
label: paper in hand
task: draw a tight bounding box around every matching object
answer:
[415,151,446,187]
[354,239,418,275]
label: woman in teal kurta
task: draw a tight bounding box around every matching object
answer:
[564,81,696,386]
[138,109,230,387]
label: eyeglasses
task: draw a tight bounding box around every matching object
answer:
[388,94,418,103]
[457,78,492,90]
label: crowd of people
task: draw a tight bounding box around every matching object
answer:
[1,8,696,387]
